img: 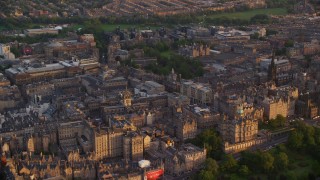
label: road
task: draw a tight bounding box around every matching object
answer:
[233,136,288,160]
[304,119,320,128]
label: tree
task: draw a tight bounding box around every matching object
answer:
[220,154,237,172]
[240,151,261,172]
[260,152,274,172]
[250,14,271,24]
[284,39,294,47]
[315,128,320,145]
[251,32,260,39]
[304,126,316,146]
[277,144,287,153]
[269,114,286,129]
[238,165,250,176]
[266,29,278,36]
[10,47,21,58]
[205,158,219,176]
[198,170,214,180]
[288,130,304,149]
[274,152,289,171]
[185,129,223,159]
[285,172,297,180]
[305,55,312,68]
[311,161,320,176]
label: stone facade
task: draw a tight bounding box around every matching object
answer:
[164,144,206,176]
[220,117,258,144]
[123,132,144,161]
[260,97,289,120]
[180,81,213,105]
[176,112,197,141]
[94,128,123,160]
[178,44,210,58]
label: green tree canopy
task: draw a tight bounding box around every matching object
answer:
[260,152,274,172]
[274,152,289,171]
[198,170,215,180]
[238,165,250,176]
[204,158,219,175]
[269,114,286,129]
[288,130,304,149]
[220,154,238,172]
[186,129,223,160]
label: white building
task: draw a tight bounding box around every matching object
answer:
[0,44,15,59]
[215,29,250,40]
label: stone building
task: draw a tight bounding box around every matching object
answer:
[122,88,133,107]
[14,154,96,180]
[5,62,82,86]
[182,105,220,130]
[107,36,122,67]
[180,81,213,105]
[303,40,320,55]
[93,127,123,160]
[24,28,59,36]
[178,44,210,58]
[164,143,206,176]
[0,43,15,59]
[220,116,258,144]
[44,36,98,59]
[296,93,319,119]
[217,96,265,153]
[58,120,85,152]
[260,97,289,120]
[123,131,144,161]
[128,113,145,128]
[27,135,35,153]
[22,82,55,102]
[79,34,96,47]
[216,94,264,121]
[0,85,22,112]
[175,112,197,141]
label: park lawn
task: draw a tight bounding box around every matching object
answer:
[71,24,84,31]
[285,150,314,178]
[0,26,6,31]
[270,147,315,178]
[100,24,133,31]
[205,8,287,20]
[160,50,174,59]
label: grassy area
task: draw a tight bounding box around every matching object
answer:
[71,24,84,31]
[100,24,133,31]
[229,145,318,179]
[269,145,316,179]
[0,26,6,31]
[160,50,174,59]
[204,8,287,20]
[285,149,314,178]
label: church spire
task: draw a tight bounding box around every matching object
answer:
[268,50,277,83]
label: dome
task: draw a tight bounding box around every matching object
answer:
[138,160,150,168]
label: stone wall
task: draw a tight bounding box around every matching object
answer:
[223,137,267,154]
